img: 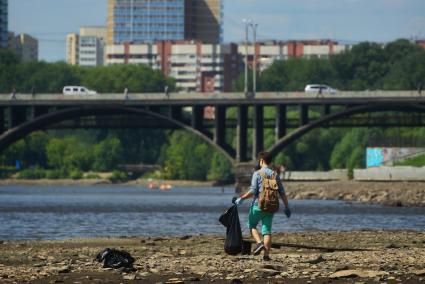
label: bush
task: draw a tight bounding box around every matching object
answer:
[0,166,17,179]
[69,169,83,180]
[85,173,101,179]
[18,167,46,179]
[394,154,425,167]
[108,170,128,183]
[45,169,64,179]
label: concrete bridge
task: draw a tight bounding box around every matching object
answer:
[1,91,425,190]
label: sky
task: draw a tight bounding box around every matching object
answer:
[9,0,425,62]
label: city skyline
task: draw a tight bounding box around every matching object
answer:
[9,0,425,62]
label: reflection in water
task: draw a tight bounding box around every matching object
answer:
[0,185,423,240]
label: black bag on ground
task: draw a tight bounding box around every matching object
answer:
[95,248,135,269]
[219,204,243,255]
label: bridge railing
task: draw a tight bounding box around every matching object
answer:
[0,91,423,103]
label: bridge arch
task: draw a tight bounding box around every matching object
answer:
[0,106,236,164]
[268,103,425,158]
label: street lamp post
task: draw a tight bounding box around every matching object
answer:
[250,23,258,96]
[243,19,251,96]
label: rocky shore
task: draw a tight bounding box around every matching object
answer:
[0,231,424,283]
[284,181,425,207]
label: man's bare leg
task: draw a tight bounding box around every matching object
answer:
[251,228,262,244]
[263,234,271,256]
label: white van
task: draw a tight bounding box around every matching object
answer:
[304,84,337,94]
[63,86,97,96]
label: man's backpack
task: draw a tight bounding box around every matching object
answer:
[258,171,280,213]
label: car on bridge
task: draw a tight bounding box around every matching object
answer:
[305,84,337,94]
[63,86,97,96]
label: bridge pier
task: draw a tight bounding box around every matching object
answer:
[275,104,287,140]
[214,106,226,146]
[299,104,309,126]
[253,105,264,159]
[0,107,4,133]
[191,106,204,131]
[234,162,256,193]
[236,105,248,163]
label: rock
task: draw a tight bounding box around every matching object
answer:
[386,243,400,249]
[330,270,388,278]
[165,278,184,284]
[56,266,71,273]
[259,268,280,276]
[304,255,326,264]
[183,276,200,281]
[123,274,136,280]
[412,269,425,276]
[33,263,46,268]
[261,264,284,271]
[138,272,150,277]
[335,265,350,271]
[179,235,192,240]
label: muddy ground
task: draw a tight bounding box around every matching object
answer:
[0,231,424,283]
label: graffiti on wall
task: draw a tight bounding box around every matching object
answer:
[366,147,425,168]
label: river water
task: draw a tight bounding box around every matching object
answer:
[0,185,423,240]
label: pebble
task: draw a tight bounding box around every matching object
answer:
[122,274,136,280]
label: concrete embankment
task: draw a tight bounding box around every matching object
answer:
[283,167,425,182]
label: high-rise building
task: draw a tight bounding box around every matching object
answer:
[0,0,7,48]
[10,33,38,61]
[107,0,222,45]
[185,0,223,43]
[108,0,186,44]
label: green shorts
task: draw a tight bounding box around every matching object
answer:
[248,204,274,235]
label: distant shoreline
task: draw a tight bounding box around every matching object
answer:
[1,179,424,208]
[0,178,222,188]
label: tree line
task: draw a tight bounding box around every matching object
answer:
[1,39,425,180]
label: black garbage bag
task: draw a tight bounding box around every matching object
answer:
[95,248,135,269]
[219,204,243,255]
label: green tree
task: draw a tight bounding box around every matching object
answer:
[207,152,234,181]
[92,138,123,172]
[163,131,213,181]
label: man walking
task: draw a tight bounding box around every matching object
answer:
[235,151,291,261]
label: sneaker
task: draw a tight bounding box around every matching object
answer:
[263,255,272,261]
[252,242,265,256]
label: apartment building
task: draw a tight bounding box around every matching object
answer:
[66,27,107,66]
[106,41,239,92]
[107,0,222,45]
[9,33,38,61]
[417,40,425,49]
[0,0,7,48]
[79,36,104,67]
[238,40,349,72]
[66,33,79,65]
